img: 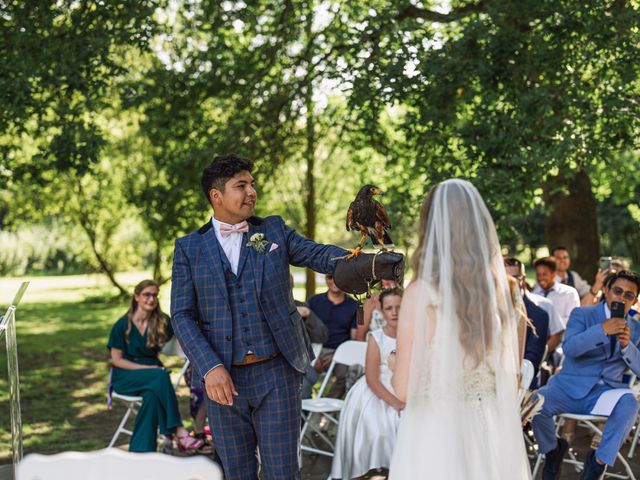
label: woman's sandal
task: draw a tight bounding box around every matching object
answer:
[193,432,214,454]
[176,433,204,453]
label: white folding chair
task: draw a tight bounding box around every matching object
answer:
[300,340,367,458]
[310,342,323,368]
[519,359,535,404]
[626,374,640,458]
[531,373,640,480]
[531,413,637,480]
[18,448,222,480]
[107,337,190,448]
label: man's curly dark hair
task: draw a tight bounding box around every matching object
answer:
[201,153,253,204]
[605,270,640,294]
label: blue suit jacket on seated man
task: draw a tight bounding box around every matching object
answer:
[171,154,346,480]
[532,271,640,472]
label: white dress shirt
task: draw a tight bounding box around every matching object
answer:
[525,291,565,336]
[532,281,581,329]
[211,217,243,275]
[556,270,591,298]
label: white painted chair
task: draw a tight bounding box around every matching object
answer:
[519,359,535,403]
[17,448,222,480]
[626,374,640,458]
[300,340,367,458]
[107,337,190,448]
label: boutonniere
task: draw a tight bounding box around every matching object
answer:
[246,233,268,253]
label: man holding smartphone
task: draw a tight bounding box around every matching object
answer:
[532,270,640,480]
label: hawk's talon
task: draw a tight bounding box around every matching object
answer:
[346,246,363,260]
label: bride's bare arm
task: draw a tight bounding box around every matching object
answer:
[391,282,418,402]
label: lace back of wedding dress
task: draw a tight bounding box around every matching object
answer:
[390,180,530,479]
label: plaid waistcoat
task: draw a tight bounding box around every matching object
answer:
[213,235,278,363]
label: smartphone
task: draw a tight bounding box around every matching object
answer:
[611,300,625,319]
[599,256,612,270]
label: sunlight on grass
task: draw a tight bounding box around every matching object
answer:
[0,275,140,463]
[0,270,321,463]
[0,272,152,305]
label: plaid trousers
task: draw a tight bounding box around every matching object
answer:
[207,355,303,480]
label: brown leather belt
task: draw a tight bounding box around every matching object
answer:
[232,352,280,367]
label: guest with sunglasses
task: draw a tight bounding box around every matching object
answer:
[108,280,203,453]
[532,270,640,480]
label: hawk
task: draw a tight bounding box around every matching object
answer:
[346,184,393,258]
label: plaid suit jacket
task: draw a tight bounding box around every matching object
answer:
[171,215,347,380]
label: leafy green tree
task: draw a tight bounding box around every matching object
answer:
[344,0,640,279]
[1,1,163,290]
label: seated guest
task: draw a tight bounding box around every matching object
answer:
[331,288,404,480]
[309,274,358,398]
[354,279,398,341]
[552,246,591,299]
[504,257,549,381]
[532,270,640,480]
[581,258,630,306]
[108,280,202,453]
[533,256,580,353]
[184,364,213,453]
[290,274,329,398]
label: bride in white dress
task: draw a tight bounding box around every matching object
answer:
[389,179,531,479]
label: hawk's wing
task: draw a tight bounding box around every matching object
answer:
[375,200,391,228]
[346,204,355,231]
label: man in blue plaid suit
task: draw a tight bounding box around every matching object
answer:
[171,154,347,480]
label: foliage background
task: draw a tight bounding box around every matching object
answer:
[2,0,640,290]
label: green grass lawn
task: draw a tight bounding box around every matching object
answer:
[0,270,317,463]
[0,273,190,463]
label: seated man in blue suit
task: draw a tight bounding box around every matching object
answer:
[533,270,640,480]
[171,154,348,480]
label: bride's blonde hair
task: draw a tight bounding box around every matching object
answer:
[411,181,511,366]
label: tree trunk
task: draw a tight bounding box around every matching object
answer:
[303,4,317,300]
[74,180,128,297]
[152,238,168,285]
[543,169,600,282]
[76,213,128,297]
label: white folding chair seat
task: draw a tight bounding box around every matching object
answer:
[300,340,367,458]
[107,337,190,449]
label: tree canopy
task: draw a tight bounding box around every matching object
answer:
[2,0,640,289]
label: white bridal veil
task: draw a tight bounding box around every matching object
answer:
[390,179,530,479]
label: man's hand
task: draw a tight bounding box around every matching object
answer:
[204,367,238,406]
[314,354,333,374]
[602,318,627,336]
[296,305,311,318]
[617,325,631,349]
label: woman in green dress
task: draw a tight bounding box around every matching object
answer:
[108,279,203,452]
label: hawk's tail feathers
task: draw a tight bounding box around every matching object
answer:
[368,231,394,248]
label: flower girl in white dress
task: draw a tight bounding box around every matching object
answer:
[331,288,404,479]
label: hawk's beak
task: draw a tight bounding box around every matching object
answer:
[373,188,384,195]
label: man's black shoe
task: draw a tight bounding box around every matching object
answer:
[542,437,569,480]
[580,449,605,480]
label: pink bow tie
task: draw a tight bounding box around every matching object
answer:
[220,221,249,237]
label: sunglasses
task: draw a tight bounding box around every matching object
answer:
[611,286,637,302]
